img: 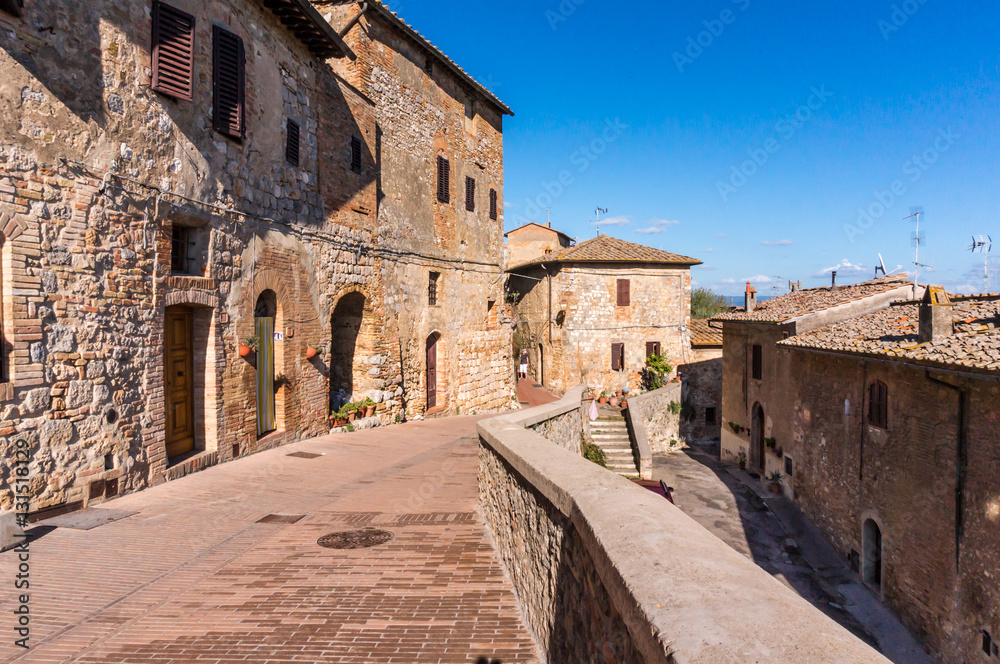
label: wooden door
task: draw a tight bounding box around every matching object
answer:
[165,308,195,458]
[426,336,437,409]
[752,404,765,471]
[256,316,275,436]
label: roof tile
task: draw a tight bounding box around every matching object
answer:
[510,235,701,270]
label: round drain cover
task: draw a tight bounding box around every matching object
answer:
[317,528,394,549]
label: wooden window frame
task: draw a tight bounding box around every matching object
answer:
[489,188,498,220]
[611,343,625,372]
[436,156,450,204]
[751,344,763,380]
[151,2,195,101]
[616,279,630,307]
[285,119,300,167]
[465,176,476,212]
[350,136,363,174]
[212,25,245,140]
[645,341,661,358]
[868,380,888,429]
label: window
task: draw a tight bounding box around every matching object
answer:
[868,380,888,429]
[706,407,717,425]
[151,2,195,101]
[424,56,433,74]
[645,341,661,358]
[611,343,625,372]
[171,226,189,273]
[212,25,245,139]
[784,455,793,476]
[428,272,440,306]
[489,188,498,220]
[436,156,450,203]
[751,344,763,380]
[616,279,630,307]
[983,631,998,656]
[350,136,362,173]
[487,300,496,325]
[465,176,475,211]
[285,120,300,167]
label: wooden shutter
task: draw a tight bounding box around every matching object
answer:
[646,341,661,357]
[751,344,763,380]
[436,157,450,203]
[489,188,498,220]
[286,120,300,166]
[617,279,630,307]
[612,343,624,372]
[151,2,195,101]
[465,176,476,211]
[869,381,888,428]
[213,25,245,139]
[350,136,362,173]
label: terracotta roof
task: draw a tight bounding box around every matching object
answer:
[713,275,913,324]
[780,294,1000,375]
[690,319,723,347]
[322,1,512,115]
[269,0,355,59]
[509,235,701,270]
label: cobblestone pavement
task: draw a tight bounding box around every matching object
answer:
[653,443,933,664]
[0,418,538,664]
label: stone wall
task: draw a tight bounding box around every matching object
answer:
[785,347,1000,663]
[478,390,891,663]
[679,347,722,442]
[628,383,682,456]
[527,400,584,455]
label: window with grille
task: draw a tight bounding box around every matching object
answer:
[611,343,625,372]
[868,380,888,429]
[171,226,190,273]
[465,176,475,211]
[436,156,450,203]
[350,136,362,173]
[616,279,630,307]
[428,272,440,306]
[212,25,245,139]
[751,344,763,380]
[286,120,300,167]
[645,341,661,357]
[706,407,717,424]
[489,188,498,220]
[151,2,195,101]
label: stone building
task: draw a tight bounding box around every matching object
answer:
[714,275,915,477]
[506,232,700,396]
[503,221,574,267]
[778,289,1000,664]
[0,0,514,516]
[678,318,723,442]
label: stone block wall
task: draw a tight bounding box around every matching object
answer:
[629,383,682,455]
[679,347,722,442]
[527,401,584,455]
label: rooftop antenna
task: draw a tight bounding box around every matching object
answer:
[771,276,783,297]
[546,207,551,227]
[875,253,903,277]
[595,207,608,237]
[969,235,993,293]
[904,209,929,285]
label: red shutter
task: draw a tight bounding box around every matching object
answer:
[213,25,245,139]
[286,119,300,166]
[617,279,630,306]
[436,157,450,203]
[489,188,498,220]
[151,2,195,101]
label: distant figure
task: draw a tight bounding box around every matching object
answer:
[519,351,528,380]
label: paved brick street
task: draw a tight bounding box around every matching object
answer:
[0,418,538,664]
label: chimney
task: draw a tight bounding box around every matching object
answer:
[918,285,953,343]
[745,281,757,313]
[831,270,838,290]
[789,280,802,293]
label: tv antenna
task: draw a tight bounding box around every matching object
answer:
[875,253,903,277]
[904,209,931,284]
[771,276,783,297]
[969,235,993,293]
[594,207,608,237]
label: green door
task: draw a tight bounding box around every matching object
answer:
[256,316,275,436]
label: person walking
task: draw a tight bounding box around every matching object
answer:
[519,351,528,380]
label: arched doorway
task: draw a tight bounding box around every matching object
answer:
[426,333,440,409]
[537,343,544,385]
[255,291,277,437]
[863,519,883,593]
[329,292,365,412]
[751,403,765,471]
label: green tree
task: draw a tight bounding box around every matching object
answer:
[691,287,728,319]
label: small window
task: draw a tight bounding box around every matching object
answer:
[489,188,498,220]
[350,136,362,174]
[213,25,245,139]
[487,300,496,325]
[428,272,440,306]
[616,279,630,307]
[424,56,433,74]
[751,344,763,380]
[171,226,189,273]
[465,176,475,211]
[984,631,998,656]
[285,119,300,167]
[645,341,661,358]
[868,380,888,429]
[611,343,625,372]
[705,407,717,425]
[784,455,793,476]
[151,2,195,101]
[436,156,450,204]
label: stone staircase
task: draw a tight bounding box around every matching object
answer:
[589,416,638,476]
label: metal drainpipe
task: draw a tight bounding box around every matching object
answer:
[925,370,968,569]
[339,2,369,37]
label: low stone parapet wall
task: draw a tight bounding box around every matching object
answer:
[478,388,890,664]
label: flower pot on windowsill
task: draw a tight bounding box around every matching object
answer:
[238,345,253,358]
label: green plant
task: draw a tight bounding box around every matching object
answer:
[765,437,777,449]
[505,291,521,304]
[582,442,607,468]
[691,287,729,319]
[768,471,784,486]
[600,390,608,398]
[241,334,260,350]
[395,413,402,423]
[728,421,741,434]
[642,354,673,391]
[344,422,355,432]
[667,400,682,415]
[736,450,748,466]
[680,400,697,422]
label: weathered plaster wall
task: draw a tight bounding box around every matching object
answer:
[680,347,722,442]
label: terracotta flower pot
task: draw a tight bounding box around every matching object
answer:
[365,405,376,418]
[306,346,319,360]
[609,397,619,408]
[348,411,356,423]
[769,484,781,495]
[335,418,347,427]
[238,345,252,357]
[738,461,747,470]
[599,397,607,404]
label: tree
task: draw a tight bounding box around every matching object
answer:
[691,287,728,319]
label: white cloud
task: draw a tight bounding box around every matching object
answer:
[952,283,979,295]
[717,278,737,284]
[593,215,630,227]
[761,239,794,247]
[745,274,776,283]
[715,233,729,238]
[816,259,868,277]
[634,219,679,235]
[702,248,714,253]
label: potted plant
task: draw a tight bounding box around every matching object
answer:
[765,437,777,452]
[598,391,608,405]
[609,395,619,408]
[736,450,747,470]
[306,345,322,360]
[767,471,784,494]
[239,334,259,358]
[363,397,376,418]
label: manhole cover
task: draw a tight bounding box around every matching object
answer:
[317,528,394,549]
[287,451,323,459]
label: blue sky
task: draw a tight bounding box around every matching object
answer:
[386,0,1000,296]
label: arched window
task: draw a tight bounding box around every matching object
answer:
[868,380,888,429]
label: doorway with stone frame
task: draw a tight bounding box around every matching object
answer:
[329,291,367,413]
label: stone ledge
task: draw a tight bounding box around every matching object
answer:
[623,383,680,480]
[478,389,890,664]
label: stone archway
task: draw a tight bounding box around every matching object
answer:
[329,291,367,411]
[863,518,883,593]
[426,332,441,410]
[254,290,280,437]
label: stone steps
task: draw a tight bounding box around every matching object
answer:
[589,417,638,476]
